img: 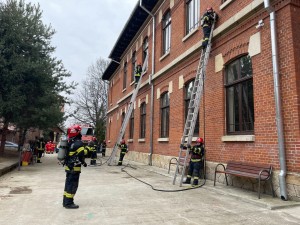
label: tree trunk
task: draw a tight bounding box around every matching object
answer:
[0,121,9,154]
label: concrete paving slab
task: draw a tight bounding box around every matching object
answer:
[0,154,299,225]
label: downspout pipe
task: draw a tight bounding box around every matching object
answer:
[139,0,155,165]
[264,0,287,200]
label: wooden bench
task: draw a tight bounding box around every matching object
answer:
[214,161,274,199]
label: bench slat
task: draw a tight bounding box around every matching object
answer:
[214,161,274,199]
[225,170,269,180]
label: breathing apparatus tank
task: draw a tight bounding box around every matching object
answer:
[57,139,68,162]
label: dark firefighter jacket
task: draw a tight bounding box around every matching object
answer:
[65,138,88,173]
[201,11,215,27]
[189,144,205,162]
[118,144,128,154]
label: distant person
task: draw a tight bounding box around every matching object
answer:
[35,137,45,163]
[117,139,128,166]
[101,140,106,157]
[89,137,98,166]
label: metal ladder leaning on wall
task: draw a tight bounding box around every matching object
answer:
[173,16,216,186]
[108,54,149,166]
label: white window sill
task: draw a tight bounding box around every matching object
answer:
[157,138,169,142]
[220,0,235,10]
[122,88,126,93]
[182,27,198,42]
[159,51,170,61]
[108,140,111,143]
[221,135,255,142]
[184,137,199,142]
[128,139,133,143]
[138,138,145,142]
[130,81,135,86]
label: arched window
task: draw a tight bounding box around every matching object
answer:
[160,92,170,138]
[185,79,199,136]
[225,55,254,133]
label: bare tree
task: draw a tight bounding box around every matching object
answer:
[71,57,109,141]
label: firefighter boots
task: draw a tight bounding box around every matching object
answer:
[183,177,191,184]
[64,203,79,209]
[192,179,199,186]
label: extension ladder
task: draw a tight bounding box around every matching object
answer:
[173,16,216,186]
[108,54,149,165]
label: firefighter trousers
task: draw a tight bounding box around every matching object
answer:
[202,26,211,48]
[37,150,44,162]
[118,151,126,165]
[63,171,80,206]
[187,160,203,181]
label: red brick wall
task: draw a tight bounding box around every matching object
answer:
[106,0,300,173]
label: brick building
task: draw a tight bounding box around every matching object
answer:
[102,0,300,201]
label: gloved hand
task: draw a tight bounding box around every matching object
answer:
[83,162,87,167]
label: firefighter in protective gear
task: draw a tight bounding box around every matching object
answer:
[200,7,217,48]
[117,139,128,166]
[89,137,98,166]
[35,137,45,163]
[183,137,205,186]
[134,63,142,87]
[63,125,88,209]
[101,140,106,157]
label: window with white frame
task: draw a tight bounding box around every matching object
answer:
[131,51,136,82]
[123,62,127,89]
[185,79,199,136]
[186,0,200,34]
[129,111,134,139]
[160,92,170,138]
[140,102,146,138]
[225,55,254,134]
[162,10,171,55]
[142,37,148,70]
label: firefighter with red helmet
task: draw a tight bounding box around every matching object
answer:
[89,137,98,166]
[183,137,205,186]
[117,139,128,166]
[200,7,217,48]
[63,124,88,209]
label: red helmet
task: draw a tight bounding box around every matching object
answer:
[207,7,213,12]
[92,137,97,141]
[121,139,125,144]
[196,137,204,144]
[67,124,82,138]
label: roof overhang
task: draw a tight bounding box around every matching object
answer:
[102,0,158,81]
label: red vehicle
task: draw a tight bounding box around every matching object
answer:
[80,125,94,145]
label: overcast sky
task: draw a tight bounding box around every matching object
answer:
[27,0,137,84]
